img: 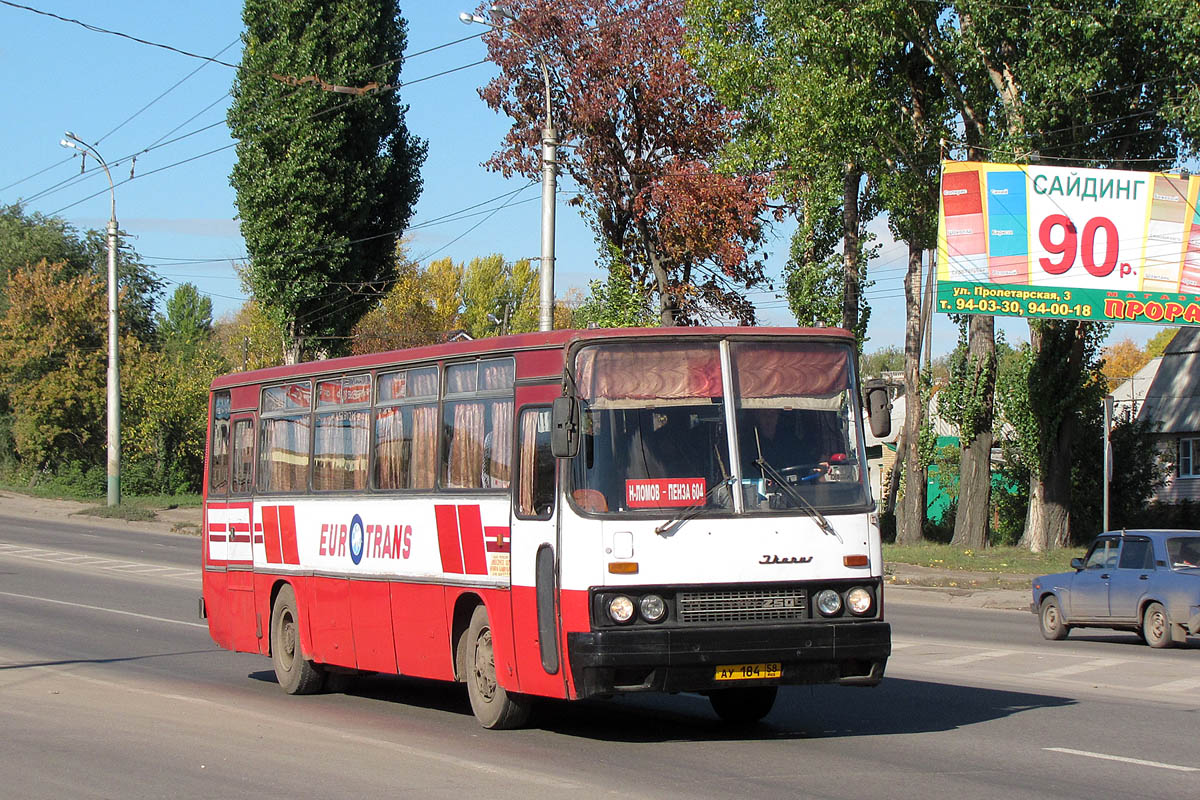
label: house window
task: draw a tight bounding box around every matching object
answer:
[1181,437,1200,478]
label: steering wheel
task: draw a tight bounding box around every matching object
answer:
[775,463,826,482]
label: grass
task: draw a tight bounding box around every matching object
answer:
[884,543,1086,575]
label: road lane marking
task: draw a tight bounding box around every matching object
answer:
[1044,748,1199,773]
[927,649,1013,667]
[1,660,588,792]
[0,590,206,629]
[1148,677,1200,692]
[1029,657,1126,678]
[0,544,196,583]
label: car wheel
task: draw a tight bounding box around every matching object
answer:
[1142,602,1173,649]
[709,686,778,724]
[1039,596,1069,641]
[465,605,531,729]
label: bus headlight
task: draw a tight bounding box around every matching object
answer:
[639,594,667,623]
[846,586,873,616]
[608,595,635,623]
[815,589,842,616]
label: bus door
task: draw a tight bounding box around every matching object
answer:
[509,399,568,698]
[207,411,258,653]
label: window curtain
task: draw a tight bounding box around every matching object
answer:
[374,407,405,489]
[259,415,310,493]
[410,404,437,489]
[576,344,723,401]
[209,420,230,493]
[314,411,368,491]
[518,411,538,514]
[447,402,485,488]
[484,400,513,488]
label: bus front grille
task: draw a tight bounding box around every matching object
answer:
[677,588,808,623]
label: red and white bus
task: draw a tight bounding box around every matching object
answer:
[201,327,892,728]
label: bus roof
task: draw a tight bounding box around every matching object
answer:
[210,326,855,391]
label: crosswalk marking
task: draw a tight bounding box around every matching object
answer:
[1148,677,1200,693]
[0,542,195,583]
[927,649,1013,667]
[1029,657,1125,678]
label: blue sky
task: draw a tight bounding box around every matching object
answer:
[0,1,1167,356]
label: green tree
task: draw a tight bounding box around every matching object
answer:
[212,300,287,372]
[0,260,139,473]
[687,0,949,545]
[228,0,427,361]
[158,283,214,358]
[350,249,452,353]
[1144,327,1180,360]
[1,204,162,337]
[459,254,539,338]
[124,342,227,495]
[861,346,905,378]
[577,251,657,329]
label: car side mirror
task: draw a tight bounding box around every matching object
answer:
[551,396,579,459]
[1070,557,1084,571]
[863,381,892,438]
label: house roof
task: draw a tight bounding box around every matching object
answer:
[1111,356,1162,415]
[1136,327,1200,434]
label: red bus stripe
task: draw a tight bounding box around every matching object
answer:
[208,522,228,533]
[278,505,300,565]
[458,506,488,575]
[434,505,464,574]
[261,505,283,564]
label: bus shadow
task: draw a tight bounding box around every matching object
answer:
[249,669,477,717]
[249,670,1076,740]
[532,678,1076,742]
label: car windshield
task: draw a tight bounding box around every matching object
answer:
[567,339,869,515]
[1166,536,1200,570]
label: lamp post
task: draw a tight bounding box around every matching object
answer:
[460,7,557,332]
[60,132,121,506]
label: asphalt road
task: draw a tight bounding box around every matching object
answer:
[1,509,1197,800]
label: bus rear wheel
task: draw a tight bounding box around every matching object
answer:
[271,584,325,695]
[708,686,777,724]
[466,605,531,729]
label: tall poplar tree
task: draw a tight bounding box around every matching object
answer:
[228,0,426,362]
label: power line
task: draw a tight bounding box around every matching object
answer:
[0,0,241,68]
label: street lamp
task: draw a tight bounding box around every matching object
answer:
[60,132,121,506]
[461,7,558,332]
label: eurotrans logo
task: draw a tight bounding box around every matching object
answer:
[349,514,365,565]
[320,516,412,562]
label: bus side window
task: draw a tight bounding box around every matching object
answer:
[231,419,254,495]
[516,407,555,519]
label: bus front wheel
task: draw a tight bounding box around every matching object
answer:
[466,605,531,729]
[271,584,325,695]
[708,686,777,724]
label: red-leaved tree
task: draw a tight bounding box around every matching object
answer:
[477,0,769,325]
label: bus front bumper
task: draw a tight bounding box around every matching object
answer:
[565,620,890,699]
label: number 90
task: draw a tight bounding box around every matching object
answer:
[1039,214,1119,277]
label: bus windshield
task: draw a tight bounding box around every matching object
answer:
[568,338,869,515]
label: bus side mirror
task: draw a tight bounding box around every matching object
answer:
[863,381,892,439]
[551,396,579,458]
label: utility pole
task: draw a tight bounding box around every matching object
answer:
[61,132,121,506]
[460,7,557,331]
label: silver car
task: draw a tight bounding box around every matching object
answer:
[1031,529,1200,648]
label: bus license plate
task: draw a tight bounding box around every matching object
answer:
[714,662,781,681]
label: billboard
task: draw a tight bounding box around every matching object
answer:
[936,161,1200,326]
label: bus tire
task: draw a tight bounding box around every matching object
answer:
[271,584,325,695]
[708,686,777,724]
[466,605,531,729]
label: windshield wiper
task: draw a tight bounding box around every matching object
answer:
[655,476,735,537]
[754,457,842,543]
